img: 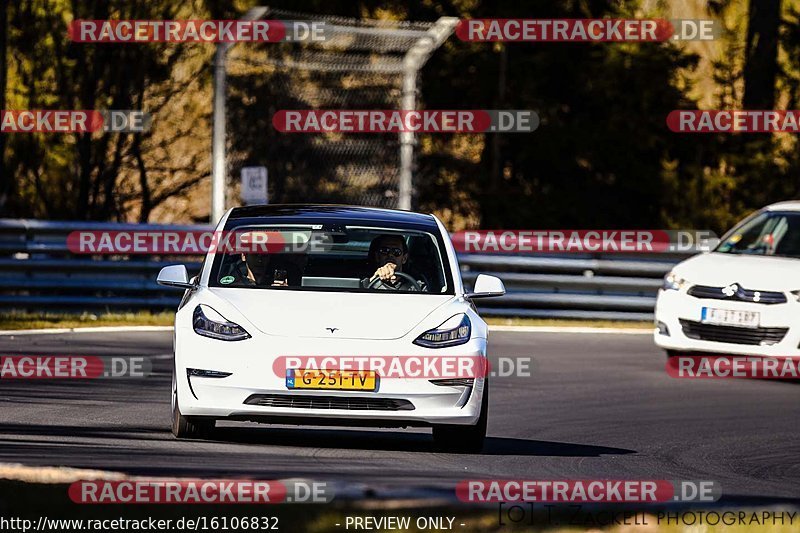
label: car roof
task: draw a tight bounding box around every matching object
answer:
[765,201,800,212]
[226,204,439,231]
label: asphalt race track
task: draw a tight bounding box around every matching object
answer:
[0,329,798,503]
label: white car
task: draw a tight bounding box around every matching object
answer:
[655,201,800,358]
[157,205,505,452]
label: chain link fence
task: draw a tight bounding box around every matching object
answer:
[220,9,454,209]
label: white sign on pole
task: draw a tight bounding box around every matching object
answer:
[241,167,268,205]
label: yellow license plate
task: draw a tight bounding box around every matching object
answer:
[286,369,378,391]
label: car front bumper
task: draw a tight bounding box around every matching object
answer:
[654,288,800,357]
[175,328,488,426]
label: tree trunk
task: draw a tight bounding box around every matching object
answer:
[490,44,507,194]
[133,134,151,223]
[743,0,781,110]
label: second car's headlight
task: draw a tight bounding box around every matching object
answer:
[193,304,250,341]
[662,272,687,291]
[413,314,471,348]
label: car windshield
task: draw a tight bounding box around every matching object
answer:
[715,211,800,259]
[208,224,452,294]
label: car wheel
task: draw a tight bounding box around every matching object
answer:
[171,369,215,439]
[432,381,488,454]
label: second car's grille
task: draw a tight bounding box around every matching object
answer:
[679,319,788,346]
[687,284,787,304]
[243,394,414,411]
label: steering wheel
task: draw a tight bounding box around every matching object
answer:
[367,271,423,291]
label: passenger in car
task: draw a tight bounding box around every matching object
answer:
[225,252,305,287]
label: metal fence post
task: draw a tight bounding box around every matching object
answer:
[398,68,417,211]
[398,17,458,212]
[211,7,270,224]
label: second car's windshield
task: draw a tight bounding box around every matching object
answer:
[209,225,451,294]
[716,211,800,258]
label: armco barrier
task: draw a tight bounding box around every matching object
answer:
[0,219,694,320]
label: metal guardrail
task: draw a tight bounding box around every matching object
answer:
[0,219,694,320]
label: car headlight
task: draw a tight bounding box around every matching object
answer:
[413,314,471,348]
[790,290,800,302]
[193,304,250,341]
[662,272,687,291]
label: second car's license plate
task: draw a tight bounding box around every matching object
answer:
[701,307,760,328]
[286,369,378,391]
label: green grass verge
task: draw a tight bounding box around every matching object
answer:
[0,311,174,330]
[485,317,653,329]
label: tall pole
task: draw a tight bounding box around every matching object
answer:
[211,7,269,224]
[397,17,458,212]
[398,67,416,211]
[211,43,230,225]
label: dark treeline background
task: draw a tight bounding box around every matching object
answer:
[1,0,798,232]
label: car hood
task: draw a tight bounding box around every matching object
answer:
[674,252,800,291]
[207,288,456,340]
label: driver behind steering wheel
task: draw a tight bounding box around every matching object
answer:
[362,234,427,291]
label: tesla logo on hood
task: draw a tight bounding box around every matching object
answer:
[722,283,738,297]
[326,327,339,333]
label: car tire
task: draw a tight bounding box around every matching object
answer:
[432,381,488,454]
[171,370,215,439]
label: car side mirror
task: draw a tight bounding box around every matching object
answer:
[465,274,506,299]
[157,265,194,289]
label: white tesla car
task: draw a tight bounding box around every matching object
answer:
[157,205,505,452]
[655,201,800,357]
